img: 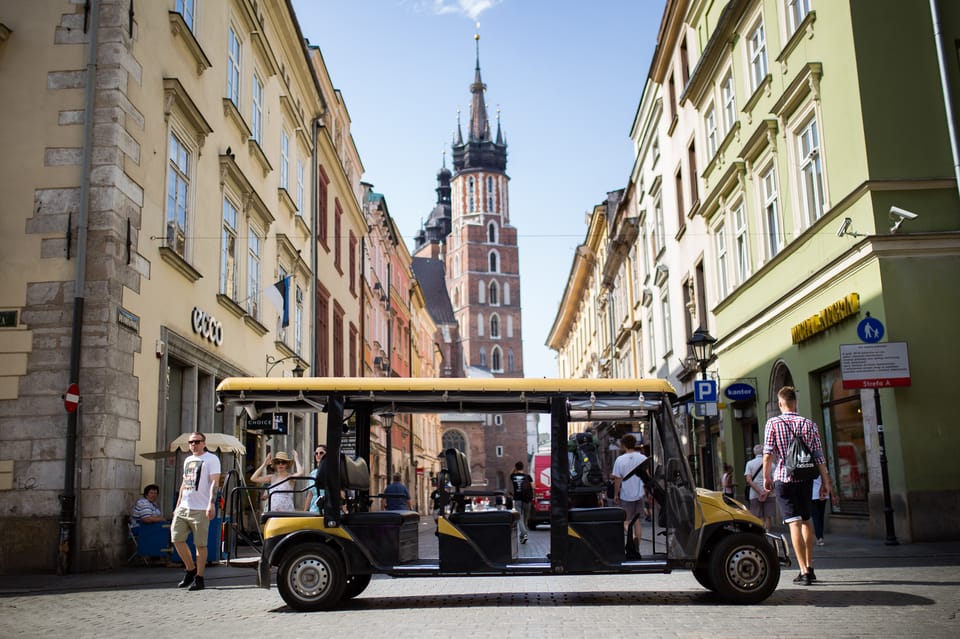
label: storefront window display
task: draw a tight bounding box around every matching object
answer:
[820,366,868,515]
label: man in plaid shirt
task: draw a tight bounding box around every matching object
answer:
[763,386,833,586]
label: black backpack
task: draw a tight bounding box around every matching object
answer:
[785,424,819,481]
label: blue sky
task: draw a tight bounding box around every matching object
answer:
[291,0,666,378]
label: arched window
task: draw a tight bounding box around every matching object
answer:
[487,176,494,211]
[491,346,502,372]
[477,279,486,304]
[479,347,487,368]
[442,429,468,454]
[477,312,484,336]
[490,314,500,338]
[468,177,475,212]
[503,282,511,305]
[488,281,498,305]
[487,221,497,243]
[489,251,498,272]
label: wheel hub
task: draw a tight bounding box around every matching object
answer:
[290,557,330,597]
[726,547,767,588]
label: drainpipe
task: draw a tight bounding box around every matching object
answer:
[60,0,99,575]
[930,0,960,200]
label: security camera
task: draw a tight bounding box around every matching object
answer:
[836,217,852,237]
[889,206,919,233]
[889,206,918,221]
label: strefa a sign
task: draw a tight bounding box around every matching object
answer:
[724,382,756,401]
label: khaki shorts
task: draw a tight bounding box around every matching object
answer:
[171,507,210,546]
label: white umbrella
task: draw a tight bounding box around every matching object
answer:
[139,433,246,460]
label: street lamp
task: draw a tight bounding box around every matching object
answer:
[688,327,717,490]
[265,354,306,377]
[381,412,394,480]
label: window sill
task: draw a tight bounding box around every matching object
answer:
[168,12,210,75]
[159,247,202,282]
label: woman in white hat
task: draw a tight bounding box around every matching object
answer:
[251,450,302,512]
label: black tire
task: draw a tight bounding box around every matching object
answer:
[341,573,372,600]
[277,543,346,611]
[692,562,715,591]
[707,532,779,604]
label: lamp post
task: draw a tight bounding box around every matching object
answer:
[688,327,717,491]
[381,412,394,481]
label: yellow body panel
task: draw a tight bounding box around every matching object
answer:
[262,515,354,542]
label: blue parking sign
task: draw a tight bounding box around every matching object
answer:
[694,380,717,402]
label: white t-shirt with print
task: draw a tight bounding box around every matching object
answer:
[180,451,221,510]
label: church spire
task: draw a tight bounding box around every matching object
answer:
[469,30,490,142]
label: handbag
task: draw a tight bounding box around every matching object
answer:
[784,423,819,481]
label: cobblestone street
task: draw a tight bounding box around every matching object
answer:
[2,525,958,638]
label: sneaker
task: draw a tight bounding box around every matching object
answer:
[177,569,196,588]
[792,572,807,584]
[188,576,205,591]
[520,534,528,544]
[803,573,813,586]
[817,538,825,546]
[808,567,817,582]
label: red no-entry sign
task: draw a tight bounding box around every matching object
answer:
[64,383,80,413]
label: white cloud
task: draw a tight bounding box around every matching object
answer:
[426,0,503,20]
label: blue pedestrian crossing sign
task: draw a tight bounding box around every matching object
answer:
[857,316,884,343]
[694,380,717,402]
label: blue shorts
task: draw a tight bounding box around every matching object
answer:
[774,480,813,524]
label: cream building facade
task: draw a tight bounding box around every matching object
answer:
[0,0,344,572]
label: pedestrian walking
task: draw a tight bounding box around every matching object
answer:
[612,434,648,558]
[382,473,411,511]
[509,461,534,543]
[763,386,833,585]
[171,432,221,592]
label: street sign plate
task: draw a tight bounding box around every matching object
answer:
[694,380,717,402]
[64,383,80,413]
[839,342,911,389]
[857,316,885,343]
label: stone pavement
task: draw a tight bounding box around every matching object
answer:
[1,520,959,638]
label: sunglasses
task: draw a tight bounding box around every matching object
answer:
[275,460,289,464]
[188,440,204,444]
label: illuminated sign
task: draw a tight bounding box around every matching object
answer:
[790,293,859,344]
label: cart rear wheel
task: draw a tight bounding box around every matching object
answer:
[708,532,779,604]
[277,544,345,611]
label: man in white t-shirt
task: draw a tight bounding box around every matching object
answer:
[171,432,221,591]
[744,444,775,530]
[612,434,648,556]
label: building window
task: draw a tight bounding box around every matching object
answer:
[477,312,484,337]
[819,366,867,514]
[334,200,343,272]
[333,303,344,377]
[317,288,329,375]
[688,141,699,208]
[705,105,718,159]
[503,282,511,306]
[798,116,825,223]
[349,232,357,296]
[490,314,500,339]
[479,347,487,368]
[489,281,499,305]
[277,266,289,343]
[318,166,329,249]
[506,315,514,338]
[487,176,494,211]
[716,222,729,299]
[653,196,665,257]
[469,177,475,212]
[507,348,514,372]
[487,222,497,243]
[296,159,304,212]
[762,165,783,258]
[675,168,685,224]
[176,0,195,30]
[645,309,656,372]
[652,139,660,166]
[220,197,239,300]
[227,26,241,107]
[165,132,191,258]
[488,251,498,273]
[491,346,502,372]
[280,129,290,191]
[680,37,690,86]
[748,20,768,92]
[250,73,263,144]
[660,291,673,356]
[787,0,811,34]
[733,201,750,284]
[295,285,304,354]
[349,323,358,376]
[247,226,262,318]
[478,280,486,304]
[721,71,736,131]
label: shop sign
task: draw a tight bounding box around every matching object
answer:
[191,306,223,346]
[117,307,140,333]
[247,412,287,435]
[724,382,756,401]
[839,342,912,389]
[790,292,860,344]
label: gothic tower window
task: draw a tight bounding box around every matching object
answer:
[489,280,498,305]
[491,346,502,372]
[490,314,500,338]
[487,176,494,211]
[487,221,497,243]
[469,177,475,211]
[479,347,487,368]
[488,250,498,272]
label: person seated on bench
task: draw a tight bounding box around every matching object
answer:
[382,473,412,511]
[251,451,302,512]
[130,484,166,530]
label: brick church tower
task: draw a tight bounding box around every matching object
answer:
[413,34,528,490]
